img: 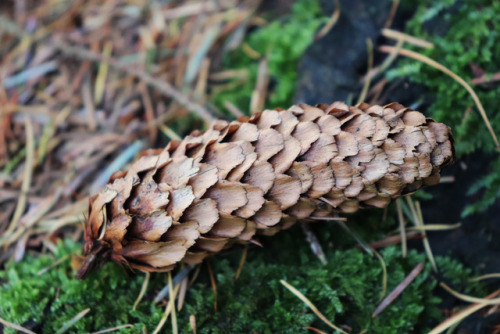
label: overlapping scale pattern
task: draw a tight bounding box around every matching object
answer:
[77,102,454,278]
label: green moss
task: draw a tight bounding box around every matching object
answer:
[210,0,326,113]
[0,232,484,333]
[388,0,500,215]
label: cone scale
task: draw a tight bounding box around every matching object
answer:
[76,102,455,278]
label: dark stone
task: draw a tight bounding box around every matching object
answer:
[295,0,395,104]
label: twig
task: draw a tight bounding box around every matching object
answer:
[470,72,500,85]
[372,263,424,317]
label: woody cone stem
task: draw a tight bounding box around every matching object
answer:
[76,101,454,278]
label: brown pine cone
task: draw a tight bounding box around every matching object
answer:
[76,101,454,278]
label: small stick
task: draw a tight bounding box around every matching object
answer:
[372,262,425,317]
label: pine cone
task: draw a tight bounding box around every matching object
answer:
[76,102,454,278]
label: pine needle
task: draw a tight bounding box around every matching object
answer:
[152,274,180,334]
[406,223,461,231]
[132,272,150,311]
[405,197,438,272]
[381,29,434,49]
[468,273,500,282]
[235,245,248,280]
[439,282,500,305]
[372,248,388,303]
[177,275,189,311]
[207,260,217,311]
[306,326,329,334]
[169,272,178,334]
[90,324,134,334]
[55,308,91,334]
[396,199,407,257]
[190,314,197,334]
[0,317,37,334]
[280,280,348,334]
[5,117,34,236]
[379,45,500,151]
[415,200,438,272]
[160,125,182,141]
[301,223,328,265]
[429,289,500,334]
[94,41,112,105]
[372,263,424,317]
[37,253,72,275]
[315,0,340,40]
[383,0,400,28]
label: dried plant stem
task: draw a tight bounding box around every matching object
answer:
[379,45,500,151]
